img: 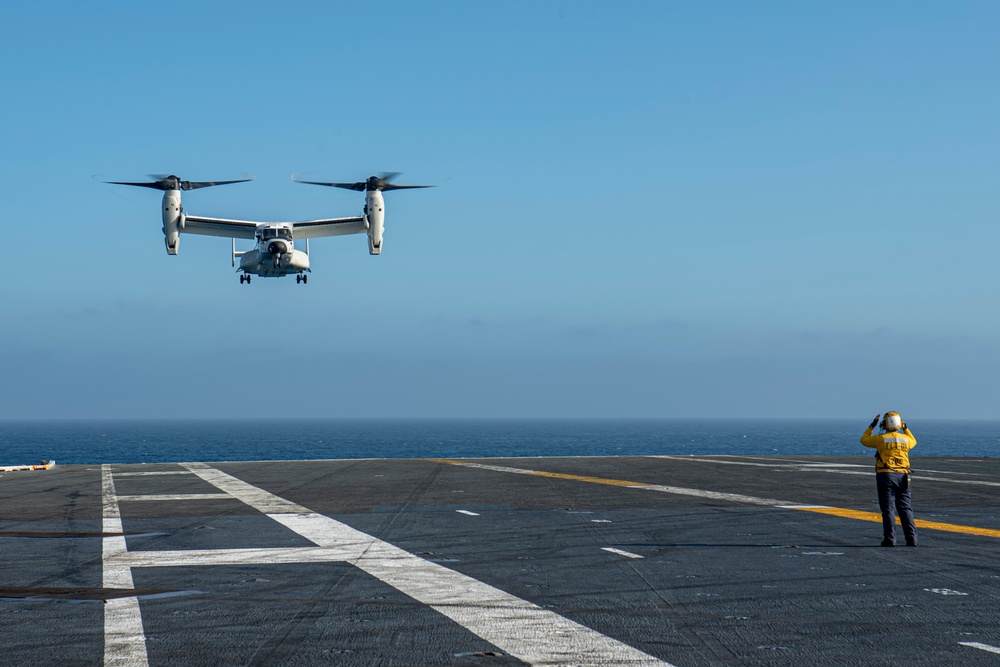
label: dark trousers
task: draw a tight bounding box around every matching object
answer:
[876,472,916,545]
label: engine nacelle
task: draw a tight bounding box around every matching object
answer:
[161,190,183,255]
[366,190,384,255]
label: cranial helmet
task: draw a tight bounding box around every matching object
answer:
[881,412,903,431]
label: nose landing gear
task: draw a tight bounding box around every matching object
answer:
[239,274,252,284]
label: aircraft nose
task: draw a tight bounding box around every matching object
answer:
[267,241,288,255]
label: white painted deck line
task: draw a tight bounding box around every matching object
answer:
[182,463,304,514]
[602,547,644,559]
[796,463,868,468]
[102,465,124,537]
[456,510,480,516]
[777,505,833,510]
[104,597,147,667]
[634,483,786,506]
[658,454,997,478]
[960,641,1000,655]
[101,465,148,667]
[654,456,1000,487]
[182,462,673,667]
[653,457,872,479]
[114,546,365,568]
[915,476,1000,488]
[116,494,232,502]
[115,471,192,477]
[654,456,835,468]
[445,461,792,506]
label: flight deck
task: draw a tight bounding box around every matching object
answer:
[1,455,999,666]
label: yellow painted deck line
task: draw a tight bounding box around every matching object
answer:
[430,459,1000,540]
[789,506,1000,538]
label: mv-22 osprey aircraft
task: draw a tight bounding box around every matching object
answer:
[108,173,431,284]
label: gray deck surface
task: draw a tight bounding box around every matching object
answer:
[1,455,998,666]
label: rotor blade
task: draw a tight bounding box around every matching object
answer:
[373,173,433,191]
[106,180,169,190]
[292,177,367,191]
[181,177,254,191]
[380,183,434,191]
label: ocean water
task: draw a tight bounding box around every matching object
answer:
[0,419,996,466]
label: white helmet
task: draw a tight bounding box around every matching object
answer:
[882,412,903,431]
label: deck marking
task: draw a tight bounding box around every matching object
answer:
[115,471,192,477]
[661,454,981,475]
[113,546,366,568]
[654,456,1000,487]
[797,463,867,468]
[602,547,644,559]
[430,460,788,506]
[432,460,1000,539]
[960,642,1000,655]
[183,463,304,513]
[655,456,868,470]
[101,465,149,667]
[101,463,672,666]
[784,506,1000,539]
[116,494,232,502]
[102,466,124,537]
[180,463,672,667]
[456,510,480,516]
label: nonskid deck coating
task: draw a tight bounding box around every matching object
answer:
[1,455,998,666]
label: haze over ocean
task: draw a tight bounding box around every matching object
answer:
[0,419,995,465]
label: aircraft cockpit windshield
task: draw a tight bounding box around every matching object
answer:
[261,228,292,241]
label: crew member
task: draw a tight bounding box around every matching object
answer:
[860,412,917,547]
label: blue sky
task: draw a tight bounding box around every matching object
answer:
[2,2,999,419]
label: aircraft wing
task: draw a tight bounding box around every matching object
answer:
[291,216,366,239]
[183,215,259,239]
[182,214,367,240]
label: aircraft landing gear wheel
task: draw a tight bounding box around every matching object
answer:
[246,275,251,284]
[239,274,245,284]
[296,274,301,284]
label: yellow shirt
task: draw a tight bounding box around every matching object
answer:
[860,427,916,473]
